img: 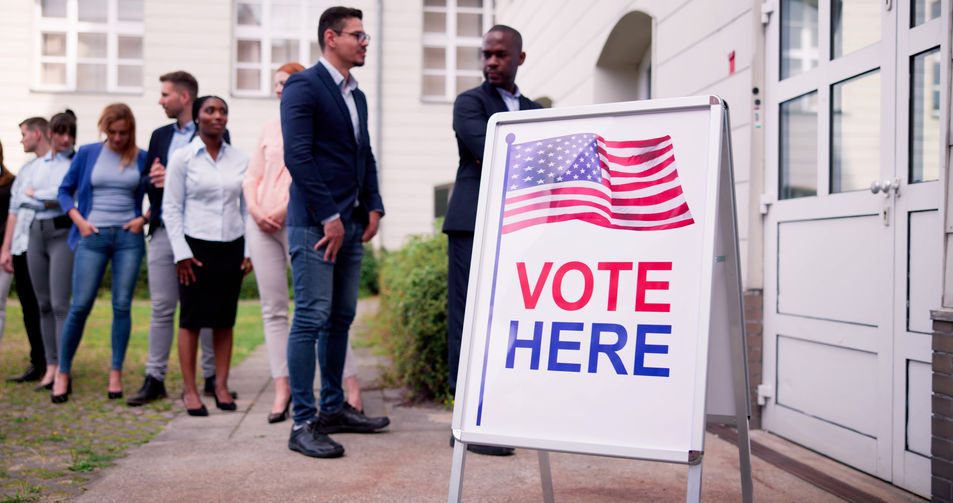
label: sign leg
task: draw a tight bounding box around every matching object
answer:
[736,418,754,503]
[537,450,554,503]
[686,461,703,503]
[448,439,467,503]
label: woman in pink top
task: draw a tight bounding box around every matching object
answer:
[244,62,364,423]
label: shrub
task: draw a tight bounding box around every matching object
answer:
[377,231,449,402]
[359,243,380,297]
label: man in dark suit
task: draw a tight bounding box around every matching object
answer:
[281,6,389,459]
[127,71,223,406]
[443,25,542,456]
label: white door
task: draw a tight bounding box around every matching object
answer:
[762,0,946,496]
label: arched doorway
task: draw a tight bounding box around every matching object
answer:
[595,11,652,103]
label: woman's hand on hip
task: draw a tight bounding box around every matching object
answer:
[176,257,202,285]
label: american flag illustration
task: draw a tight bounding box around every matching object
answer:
[501,133,695,234]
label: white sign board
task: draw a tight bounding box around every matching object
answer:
[451,96,736,464]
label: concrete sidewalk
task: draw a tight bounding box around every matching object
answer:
[77,301,924,502]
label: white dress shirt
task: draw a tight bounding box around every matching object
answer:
[319,58,360,143]
[29,149,73,219]
[8,158,41,255]
[496,85,522,112]
[162,137,249,263]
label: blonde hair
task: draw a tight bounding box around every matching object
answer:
[97,103,138,167]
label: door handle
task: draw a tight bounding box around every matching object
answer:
[869,178,900,197]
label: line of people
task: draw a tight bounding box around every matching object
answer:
[2,64,369,424]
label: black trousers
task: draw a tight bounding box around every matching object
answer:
[13,253,44,370]
[446,231,474,393]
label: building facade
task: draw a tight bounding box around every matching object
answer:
[0,0,948,498]
[493,0,948,498]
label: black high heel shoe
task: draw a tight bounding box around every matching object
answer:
[107,390,123,400]
[267,399,291,424]
[50,378,72,404]
[186,404,208,416]
[214,393,237,412]
[183,395,208,416]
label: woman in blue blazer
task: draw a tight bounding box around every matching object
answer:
[51,103,147,403]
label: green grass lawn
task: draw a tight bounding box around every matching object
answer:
[0,300,264,503]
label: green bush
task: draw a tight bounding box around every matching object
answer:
[359,243,380,297]
[377,231,449,402]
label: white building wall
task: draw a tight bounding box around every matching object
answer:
[0,0,762,267]
[376,1,458,250]
[496,0,759,286]
[0,0,379,195]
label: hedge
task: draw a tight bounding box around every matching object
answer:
[377,231,449,402]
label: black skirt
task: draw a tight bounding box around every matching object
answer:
[178,236,244,329]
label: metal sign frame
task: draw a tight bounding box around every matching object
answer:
[448,96,752,502]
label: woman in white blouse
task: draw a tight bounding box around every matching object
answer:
[163,95,251,416]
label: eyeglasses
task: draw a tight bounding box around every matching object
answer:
[338,31,370,44]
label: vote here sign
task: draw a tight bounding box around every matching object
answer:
[454,99,721,461]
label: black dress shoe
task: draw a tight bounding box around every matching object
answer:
[315,403,390,434]
[126,375,168,406]
[7,365,43,383]
[449,434,515,456]
[268,400,291,424]
[288,422,344,458]
[203,376,238,399]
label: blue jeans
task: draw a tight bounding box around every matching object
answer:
[287,221,364,425]
[58,227,145,374]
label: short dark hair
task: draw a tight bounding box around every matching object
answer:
[318,6,362,51]
[19,117,49,136]
[50,109,77,139]
[487,24,523,52]
[159,71,199,103]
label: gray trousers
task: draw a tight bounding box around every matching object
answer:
[27,219,74,367]
[145,227,215,381]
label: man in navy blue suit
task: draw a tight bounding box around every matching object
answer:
[281,6,389,459]
[443,25,542,456]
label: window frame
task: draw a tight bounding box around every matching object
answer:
[34,0,144,94]
[232,0,327,98]
[421,0,494,103]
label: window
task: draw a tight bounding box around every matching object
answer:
[233,0,331,97]
[35,0,144,93]
[422,0,493,101]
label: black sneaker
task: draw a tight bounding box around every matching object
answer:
[126,375,168,406]
[288,422,345,458]
[203,375,237,399]
[315,403,390,434]
[7,365,43,383]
